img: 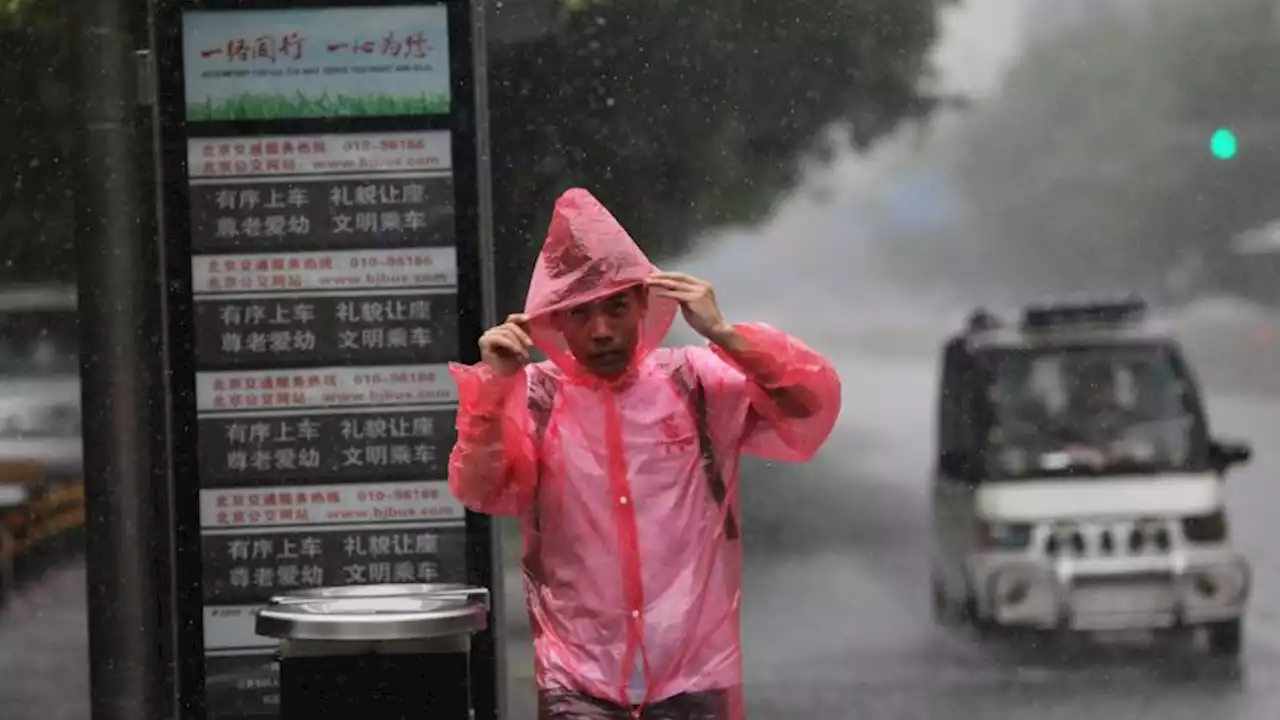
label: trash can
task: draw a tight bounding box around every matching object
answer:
[256,583,490,720]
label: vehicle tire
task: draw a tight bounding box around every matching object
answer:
[1207,619,1243,658]
[931,572,966,626]
[966,595,1022,641]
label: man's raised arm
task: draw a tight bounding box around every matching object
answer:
[446,315,538,517]
[708,322,841,462]
[644,272,841,462]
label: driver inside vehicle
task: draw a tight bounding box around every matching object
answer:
[989,347,1198,476]
[1043,355,1186,471]
[1050,358,1137,447]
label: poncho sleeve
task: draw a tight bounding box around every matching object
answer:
[697,322,842,462]
[446,362,540,517]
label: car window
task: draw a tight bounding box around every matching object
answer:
[986,344,1199,478]
[0,309,80,378]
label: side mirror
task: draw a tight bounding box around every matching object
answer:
[1209,439,1252,474]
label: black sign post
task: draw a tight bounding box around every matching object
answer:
[152,2,501,718]
[69,0,171,719]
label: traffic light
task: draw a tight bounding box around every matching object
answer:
[1210,127,1238,160]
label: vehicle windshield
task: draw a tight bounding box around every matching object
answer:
[985,343,1200,479]
[0,308,80,378]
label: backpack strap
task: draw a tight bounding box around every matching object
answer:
[672,363,740,541]
[525,362,740,542]
[528,366,559,444]
[527,367,558,538]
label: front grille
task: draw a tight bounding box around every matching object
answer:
[1042,521,1173,559]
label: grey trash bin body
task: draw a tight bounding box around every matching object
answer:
[256,583,490,720]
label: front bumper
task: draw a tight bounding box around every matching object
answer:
[969,550,1250,632]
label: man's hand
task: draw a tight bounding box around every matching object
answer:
[648,272,817,418]
[645,272,734,342]
[479,313,533,376]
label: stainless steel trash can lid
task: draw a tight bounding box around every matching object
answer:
[256,584,489,642]
[268,583,488,610]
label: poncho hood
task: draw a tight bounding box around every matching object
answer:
[523,188,678,380]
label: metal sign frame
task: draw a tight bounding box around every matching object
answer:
[151,1,500,717]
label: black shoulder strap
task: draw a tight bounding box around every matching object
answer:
[527,363,740,542]
[527,368,557,538]
[676,366,740,541]
[528,366,558,443]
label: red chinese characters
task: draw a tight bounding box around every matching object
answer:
[215,508,313,526]
[209,371,340,410]
[326,31,430,59]
[198,139,333,178]
[200,32,306,63]
[211,488,367,526]
[203,255,335,293]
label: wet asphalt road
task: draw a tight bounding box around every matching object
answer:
[494,289,1280,720]
[0,560,90,720]
[732,355,1280,720]
[4,271,1280,719]
[3,329,1280,720]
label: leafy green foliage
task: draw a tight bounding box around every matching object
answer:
[487,0,954,309]
[1,0,950,297]
[0,12,72,282]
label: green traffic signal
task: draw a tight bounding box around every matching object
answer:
[1210,128,1238,160]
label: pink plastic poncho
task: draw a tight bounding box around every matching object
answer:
[448,189,841,718]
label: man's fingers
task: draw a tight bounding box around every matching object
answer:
[645,277,697,293]
[649,287,701,303]
[648,271,708,288]
[646,274,691,287]
[501,314,534,345]
[485,326,529,350]
[648,279,710,301]
[486,331,529,359]
[494,326,532,350]
[647,274,711,294]
[504,321,534,347]
[651,288,701,301]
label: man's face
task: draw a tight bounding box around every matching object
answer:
[1068,372,1118,413]
[555,287,646,378]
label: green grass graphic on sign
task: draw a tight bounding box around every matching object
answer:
[187,91,451,121]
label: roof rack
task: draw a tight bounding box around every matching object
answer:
[1021,294,1147,332]
[966,308,1001,333]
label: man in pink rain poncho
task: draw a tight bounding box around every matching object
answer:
[448,188,841,719]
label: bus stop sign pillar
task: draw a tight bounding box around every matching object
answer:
[256,584,490,720]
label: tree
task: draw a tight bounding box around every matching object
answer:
[947,0,1280,302]
[0,1,74,282]
[486,0,955,309]
[0,0,953,300]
